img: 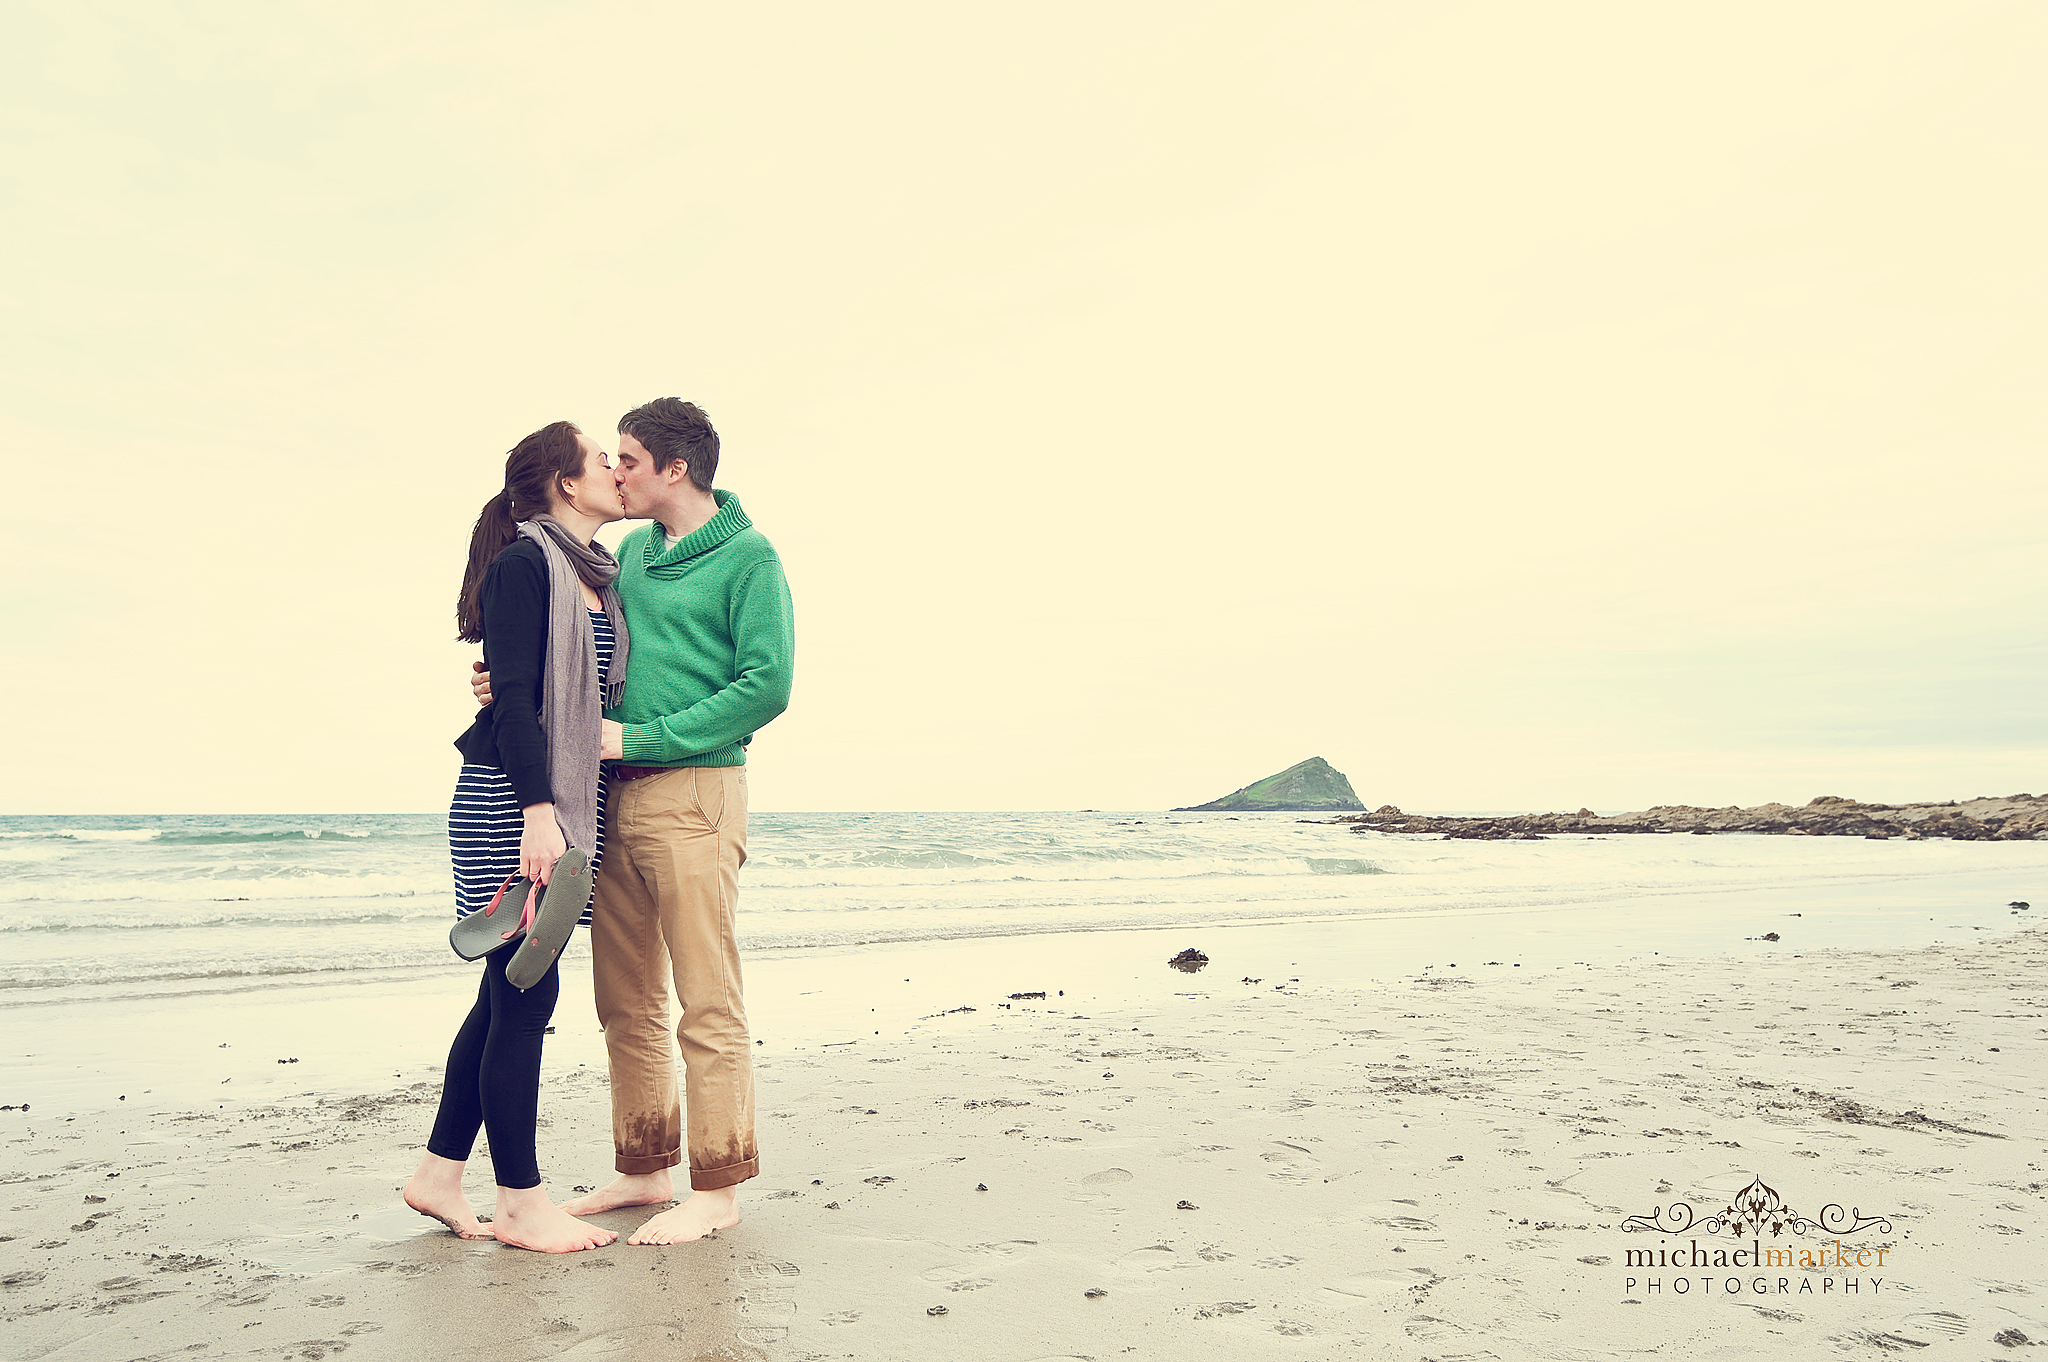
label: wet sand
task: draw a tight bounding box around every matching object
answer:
[4,922,2044,1360]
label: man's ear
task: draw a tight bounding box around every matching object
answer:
[665,459,691,487]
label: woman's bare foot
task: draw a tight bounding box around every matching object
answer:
[402,1152,490,1239]
[628,1187,740,1246]
[560,1170,674,1216]
[490,1185,617,1254]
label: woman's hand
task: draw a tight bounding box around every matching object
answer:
[601,719,624,762]
[520,804,565,885]
[471,661,494,708]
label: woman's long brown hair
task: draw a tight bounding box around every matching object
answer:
[455,421,584,642]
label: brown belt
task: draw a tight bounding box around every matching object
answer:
[610,764,675,783]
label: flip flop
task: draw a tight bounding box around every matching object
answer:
[449,872,534,962]
[506,846,592,990]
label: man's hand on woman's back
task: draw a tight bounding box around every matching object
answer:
[473,662,617,761]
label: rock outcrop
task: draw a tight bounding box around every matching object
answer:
[1177,757,1365,812]
[1311,793,2048,841]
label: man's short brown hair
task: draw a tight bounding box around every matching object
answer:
[618,398,719,493]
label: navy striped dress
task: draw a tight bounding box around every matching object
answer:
[449,609,613,927]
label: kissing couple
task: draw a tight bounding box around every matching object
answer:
[400,398,794,1251]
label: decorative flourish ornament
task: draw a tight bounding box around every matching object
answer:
[1622,1176,1891,1237]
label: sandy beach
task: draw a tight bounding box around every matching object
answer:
[6,910,2043,1361]
[10,0,2043,1351]
[9,0,2044,1355]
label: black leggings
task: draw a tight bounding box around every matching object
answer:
[425,949,559,1190]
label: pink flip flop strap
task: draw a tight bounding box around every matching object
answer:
[480,870,520,918]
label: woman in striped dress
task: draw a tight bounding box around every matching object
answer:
[402,420,631,1254]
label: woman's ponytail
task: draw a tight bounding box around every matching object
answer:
[455,422,583,642]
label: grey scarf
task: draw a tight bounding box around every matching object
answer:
[516,517,632,854]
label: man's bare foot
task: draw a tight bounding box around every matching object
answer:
[490,1185,618,1254]
[402,1151,490,1239]
[560,1170,674,1216]
[628,1187,741,1246]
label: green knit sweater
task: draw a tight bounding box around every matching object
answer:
[607,490,795,766]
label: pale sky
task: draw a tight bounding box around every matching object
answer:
[3,1,2041,814]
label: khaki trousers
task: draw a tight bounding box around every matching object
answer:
[590,765,758,1190]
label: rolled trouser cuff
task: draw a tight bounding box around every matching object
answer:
[615,1148,682,1176]
[691,1154,759,1191]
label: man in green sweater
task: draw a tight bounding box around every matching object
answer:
[554,397,794,1244]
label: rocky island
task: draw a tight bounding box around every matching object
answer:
[1313,792,2048,840]
[1176,756,1365,812]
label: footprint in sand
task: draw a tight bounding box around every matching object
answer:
[1117,1244,1188,1273]
[964,1240,1039,1258]
[1874,1310,1969,1342]
[1404,1315,1472,1344]
[1884,1310,1966,1335]
[737,1257,801,1281]
[1259,1142,1320,1184]
[1193,1301,1256,1319]
[918,1265,995,1290]
[735,1255,800,1345]
[1356,1201,1438,1235]
[1325,1268,1432,1302]
[551,1324,712,1357]
[1074,1167,1135,1201]
[210,1286,273,1307]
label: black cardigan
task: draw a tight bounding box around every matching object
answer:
[453,539,552,807]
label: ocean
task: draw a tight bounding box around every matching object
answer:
[5,809,2044,1008]
[5,809,2045,1115]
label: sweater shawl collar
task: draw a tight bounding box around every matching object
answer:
[643,489,750,577]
